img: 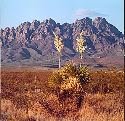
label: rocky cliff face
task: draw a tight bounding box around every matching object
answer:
[0,17,124,67]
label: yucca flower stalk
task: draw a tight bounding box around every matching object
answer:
[76,31,86,66]
[53,31,64,68]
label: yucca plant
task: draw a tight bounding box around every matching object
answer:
[76,30,86,66]
[53,31,64,68]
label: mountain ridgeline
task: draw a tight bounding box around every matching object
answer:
[0,17,124,68]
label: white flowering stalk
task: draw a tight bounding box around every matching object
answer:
[76,30,86,59]
[53,31,64,68]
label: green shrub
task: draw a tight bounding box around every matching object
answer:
[48,63,90,96]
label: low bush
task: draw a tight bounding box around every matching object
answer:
[48,63,90,112]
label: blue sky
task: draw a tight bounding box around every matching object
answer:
[0,0,124,32]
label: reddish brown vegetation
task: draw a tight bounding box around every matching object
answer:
[1,68,124,121]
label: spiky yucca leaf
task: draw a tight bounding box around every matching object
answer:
[48,71,63,90]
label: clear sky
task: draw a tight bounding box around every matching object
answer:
[0,0,124,33]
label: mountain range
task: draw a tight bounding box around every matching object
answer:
[0,17,124,68]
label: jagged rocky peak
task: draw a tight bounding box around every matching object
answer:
[92,17,108,30]
[93,17,123,37]
[37,18,57,34]
[18,21,31,30]
[43,18,56,27]
[73,17,97,37]
[0,27,16,41]
[30,20,40,29]
[4,27,11,32]
[1,27,10,37]
[11,27,15,31]
[0,28,4,36]
[75,17,92,26]
[93,17,107,24]
[82,17,93,25]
